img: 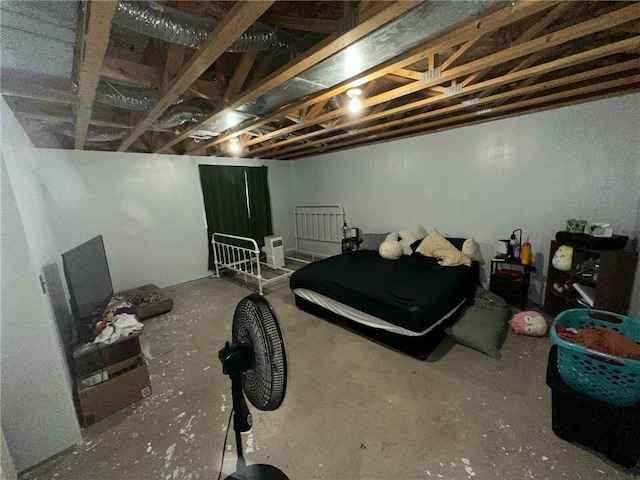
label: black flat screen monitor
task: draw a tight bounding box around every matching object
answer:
[62,235,113,343]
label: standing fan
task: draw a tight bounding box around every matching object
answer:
[218,294,288,480]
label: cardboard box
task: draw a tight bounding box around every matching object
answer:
[77,363,151,427]
[73,331,142,378]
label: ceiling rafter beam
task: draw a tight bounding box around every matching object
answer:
[306,99,331,120]
[277,74,640,160]
[440,34,485,71]
[101,57,223,100]
[186,1,556,155]
[264,59,640,158]
[246,38,640,156]
[463,2,572,88]
[117,0,275,152]
[163,44,187,88]
[238,4,640,150]
[158,0,421,154]
[74,0,118,149]
[261,14,337,34]
[224,51,259,104]
[1,83,78,105]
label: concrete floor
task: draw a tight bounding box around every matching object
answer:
[20,277,639,480]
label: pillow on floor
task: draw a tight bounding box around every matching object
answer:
[445,287,510,359]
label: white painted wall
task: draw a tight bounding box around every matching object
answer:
[1,158,82,472]
[1,100,82,472]
[291,95,640,315]
[37,149,294,291]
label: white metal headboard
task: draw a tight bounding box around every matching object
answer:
[293,205,346,257]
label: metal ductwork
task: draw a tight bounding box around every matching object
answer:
[95,79,189,111]
[153,100,216,129]
[114,0,296,53]
[46,122,129,142]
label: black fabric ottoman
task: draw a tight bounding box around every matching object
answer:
[115,284,174,320]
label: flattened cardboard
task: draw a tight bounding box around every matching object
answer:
[77,364,151,427]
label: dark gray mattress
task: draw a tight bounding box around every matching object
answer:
[290,251,479,333]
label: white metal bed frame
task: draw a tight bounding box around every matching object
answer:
[211,233,293,296]
[211,205,346,294]
[288,205,346,264]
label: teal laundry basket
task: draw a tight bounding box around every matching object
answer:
[550,309,640,407]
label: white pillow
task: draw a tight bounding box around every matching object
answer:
[462,238,485,264]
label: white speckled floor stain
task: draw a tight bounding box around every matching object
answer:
[19,277,639,480]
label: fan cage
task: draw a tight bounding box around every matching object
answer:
[232,294,287,411]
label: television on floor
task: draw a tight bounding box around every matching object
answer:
[62,235,113,344]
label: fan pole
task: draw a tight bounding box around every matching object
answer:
[231,375,249,472]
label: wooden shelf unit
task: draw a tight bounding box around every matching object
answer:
[543,240,637,318]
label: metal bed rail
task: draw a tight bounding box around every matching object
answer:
[290,205,346,263]
[212,232,293,295]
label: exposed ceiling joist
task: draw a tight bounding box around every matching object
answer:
[268,59,640,159]
[74,0,118,149]
[187,0,555,156]
[238,3,640,153]
[261,14,337,34]
[223,51,259,104]
[280,74,640,160]
[2,1,638,158]
[117,0,275,152]
[155,0,420,154]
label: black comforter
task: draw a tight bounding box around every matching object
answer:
[290,251,479,333]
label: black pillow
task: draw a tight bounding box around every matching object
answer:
[412,237,466,253]
[446,237,466,250]
[410,239,422,252]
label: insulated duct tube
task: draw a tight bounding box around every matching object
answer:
[95,79,189,111]
[114,0,295,53]
[153,101,215,129]
[46,123,129,142]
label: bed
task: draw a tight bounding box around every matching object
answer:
[286,205,346,263]
[211,205,346,294]
[290,248,480,359]
[211,233,294,295]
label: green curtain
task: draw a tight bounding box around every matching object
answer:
[198,165,273,270]
[246,166,273,246]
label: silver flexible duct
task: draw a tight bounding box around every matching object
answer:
[114,0,294,53]
[47,123,129,142]
[95,79,189,111]
[152,101,215,129]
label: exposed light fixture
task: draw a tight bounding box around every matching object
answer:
[346,88,363,113]
[228,137,242,155]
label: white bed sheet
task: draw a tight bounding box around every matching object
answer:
[293,288,465,337]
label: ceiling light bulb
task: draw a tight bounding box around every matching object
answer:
[348,99,361,113]
[228,138,241,154]
[346,88,363,113]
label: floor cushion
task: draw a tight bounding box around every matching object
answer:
[445,286,511,359]
[115,284,173,320]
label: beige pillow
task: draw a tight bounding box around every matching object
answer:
[416,230,472,267]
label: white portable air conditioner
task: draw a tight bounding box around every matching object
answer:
[263,235,285,268]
